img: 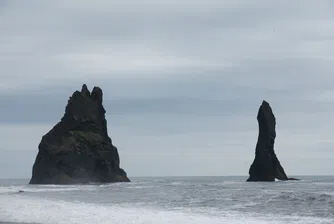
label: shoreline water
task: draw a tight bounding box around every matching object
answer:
[1,176,334,224]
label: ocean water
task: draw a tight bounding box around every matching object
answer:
[0,176,334,224]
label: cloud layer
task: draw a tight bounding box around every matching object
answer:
[0,1,334,178]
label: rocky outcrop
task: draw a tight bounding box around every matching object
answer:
[29,84,130,184]
[247,100,290,182]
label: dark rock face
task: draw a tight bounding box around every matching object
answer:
[247,101,288,182]
[29,84,130,184]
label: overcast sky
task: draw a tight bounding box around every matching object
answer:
[1,0,334,178]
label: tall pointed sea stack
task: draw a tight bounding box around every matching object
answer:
[247,100,288,182]
[29,84,130,184]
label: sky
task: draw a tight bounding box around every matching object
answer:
[1,0,334,178]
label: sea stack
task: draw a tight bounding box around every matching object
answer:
[29,84,130,184]
[247,100,288,182]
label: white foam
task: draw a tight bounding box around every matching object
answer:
[0,195,332,224]
[169,181,181,185]
[0,185,99,194]
[126,185,154,189]
[0,186,21,194]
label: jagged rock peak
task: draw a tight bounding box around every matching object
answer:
[81,84,91,97]
[69,84,103,103]
[63,85,106,124]
[91,86,103,103]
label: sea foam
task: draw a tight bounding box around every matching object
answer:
[0,194,332,224]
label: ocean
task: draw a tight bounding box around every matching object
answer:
[0,176,333,224]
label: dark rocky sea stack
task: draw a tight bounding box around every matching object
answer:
[29,84,130,184]
[247,100,289,182]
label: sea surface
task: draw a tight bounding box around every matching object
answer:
[0,176,334,224]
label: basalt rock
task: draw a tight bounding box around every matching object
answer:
[247,100,290,182]
[29,84,130,184]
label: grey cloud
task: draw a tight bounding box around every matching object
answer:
[0,1,334,177]
[1,1,333,89]
[3,75,327,133]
